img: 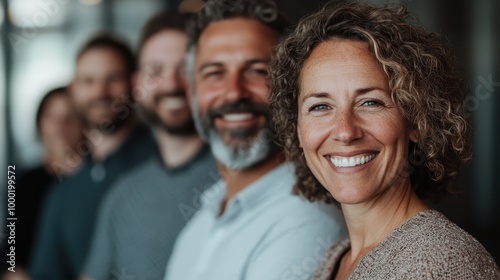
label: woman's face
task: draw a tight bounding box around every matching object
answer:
[297,39,417,205]
[40,94,83,149]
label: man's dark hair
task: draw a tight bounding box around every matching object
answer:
[188,0,288,47]
[138,10,193,56]
[77,33,136,76]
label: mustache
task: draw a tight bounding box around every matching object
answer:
[154,90,186,105]
[207,101,269,120]
[86,97,114,108]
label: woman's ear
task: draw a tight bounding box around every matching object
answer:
[409,128,419,143]
[297,124,303,148]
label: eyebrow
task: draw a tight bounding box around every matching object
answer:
[301,87,386,103]
[197,59,270,74]
[245,58,270,65]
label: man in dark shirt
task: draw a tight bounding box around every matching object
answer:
[29,34,157,280]
[81,11,218,280]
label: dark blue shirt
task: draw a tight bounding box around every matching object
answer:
[30,125,157,280]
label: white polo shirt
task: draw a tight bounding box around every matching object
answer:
[164,163,346,280]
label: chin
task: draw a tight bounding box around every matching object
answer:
[324,184,369,206]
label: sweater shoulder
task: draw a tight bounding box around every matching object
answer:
[358,209,500,279]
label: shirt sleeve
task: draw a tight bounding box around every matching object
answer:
[29,187,67,280]
[82,187,118,280]
[245,216,346,280]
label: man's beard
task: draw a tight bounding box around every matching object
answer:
[78,97,131,134]
[139,89,197,136]
[193,99,280,170]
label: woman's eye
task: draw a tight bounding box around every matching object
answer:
[309,104,330,112]
[362,99,384,107]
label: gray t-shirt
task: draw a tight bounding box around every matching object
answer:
[83,144,218,280]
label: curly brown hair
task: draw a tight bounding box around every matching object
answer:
[269,2,471,203]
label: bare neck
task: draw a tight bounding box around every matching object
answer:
[218,151,286,215]
[156,128,204,169]
[91,118,137,162]
[340,179,428,269]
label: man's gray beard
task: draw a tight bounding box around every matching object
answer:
[207,127,275,170]
[193,108,278,171]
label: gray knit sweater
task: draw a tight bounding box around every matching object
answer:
[314,209,500,279]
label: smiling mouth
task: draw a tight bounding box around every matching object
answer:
[221,113,255,122]
[329,153,377,167]
[158,96,187,110]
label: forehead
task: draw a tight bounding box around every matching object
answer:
[300,39,387,90]
[77,47,127,74]
[196,18,277,63]
[140,30,188,65]
[45,95,69,109]
[43,93,68,109]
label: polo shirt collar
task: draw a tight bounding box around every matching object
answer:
[202,162,295,218]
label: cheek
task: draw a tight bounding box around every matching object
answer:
[40,119,60,137]
[139,90,155,109]
[197,86,221,113]
[71,87,89,106]
[135,79,154,104]
[110,80,130,98]
[297,116,331,154]
[39,121,51,136]
[366,114,410,155]
[248,82,270,102]
[68,125,83,140]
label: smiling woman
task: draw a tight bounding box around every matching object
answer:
[269,2,500,279]
[297,39,418,206]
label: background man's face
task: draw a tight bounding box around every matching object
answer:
[72,47,131,130]
[136,30,194,135]
[192,18,278,169]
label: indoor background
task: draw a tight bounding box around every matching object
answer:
[0,0,499,263]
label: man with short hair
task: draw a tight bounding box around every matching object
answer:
[30,34,157,280]
[80,11,218,280]
[164,1,346,279]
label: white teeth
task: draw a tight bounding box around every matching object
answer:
[330,154,376,167]
[223,113,253,122]
[159,97,187,110]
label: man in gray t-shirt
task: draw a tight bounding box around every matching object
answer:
[81,11,218,280]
